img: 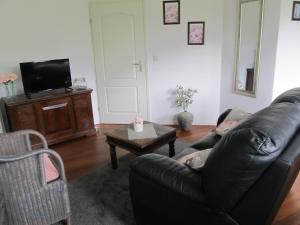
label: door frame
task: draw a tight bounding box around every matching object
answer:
[89,0,150,124]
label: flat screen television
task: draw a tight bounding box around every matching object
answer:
[20,58,72,95]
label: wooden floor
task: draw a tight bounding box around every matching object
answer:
[52,124,300,225]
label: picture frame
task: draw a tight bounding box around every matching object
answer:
[292,1,300,20]
[188,22,205,45]
[163,1,180,25]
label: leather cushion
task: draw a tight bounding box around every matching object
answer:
[202,102,300,212]
[131,154,206,203]
[272,87,300,105]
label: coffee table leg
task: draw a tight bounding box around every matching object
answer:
[168,140,176,157]
[109,144,118,169]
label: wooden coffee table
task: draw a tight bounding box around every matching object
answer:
[104,122,176,169]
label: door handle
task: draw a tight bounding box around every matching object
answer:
[132,61,142,72]
[42,103,68,111]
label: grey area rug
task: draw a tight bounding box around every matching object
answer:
[67,140,190,225]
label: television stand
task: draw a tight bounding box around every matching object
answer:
[0,88,96,146]
[26,88,72,99]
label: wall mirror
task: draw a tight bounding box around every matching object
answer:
[234,0,264,97]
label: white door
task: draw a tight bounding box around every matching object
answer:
[90,0,148,124]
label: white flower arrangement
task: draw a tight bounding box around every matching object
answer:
[0,73,18,85]
[0,73,18,96]
[175,85,198,112]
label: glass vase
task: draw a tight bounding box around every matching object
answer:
[4,82,14,97]
[73,77,87,90]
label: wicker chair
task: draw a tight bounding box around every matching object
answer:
[0,130,71,225]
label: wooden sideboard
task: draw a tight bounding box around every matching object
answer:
[0,88,96,145]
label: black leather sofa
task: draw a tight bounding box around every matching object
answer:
[129,88,300,225]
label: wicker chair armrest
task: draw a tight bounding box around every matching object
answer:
[0,129,48,151]
[0,149,66,181]
[16,129,48,149]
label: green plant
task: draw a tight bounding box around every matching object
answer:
[175,85,197,112]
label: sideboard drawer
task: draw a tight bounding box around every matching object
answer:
[34,97,76,141]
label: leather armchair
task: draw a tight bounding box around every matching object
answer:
[130,88,300,225]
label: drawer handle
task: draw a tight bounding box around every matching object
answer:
[42,103,68,111]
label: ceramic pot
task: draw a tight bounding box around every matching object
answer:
[177,111,193,131]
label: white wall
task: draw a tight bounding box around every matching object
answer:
[220,0,282,114]
[2,0,294,130]
[273,0,300,99]
[144,0,224,125]
[0,0,99,132]
[0,0,224,130]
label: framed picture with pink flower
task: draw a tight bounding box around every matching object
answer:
[188,22,205,45]
[163,1,180,25]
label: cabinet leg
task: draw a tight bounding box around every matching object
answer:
[109,144,118,169]
[169,140,176,157]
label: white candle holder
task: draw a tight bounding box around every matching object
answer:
[134,122,143,132]
[133,116,144,132]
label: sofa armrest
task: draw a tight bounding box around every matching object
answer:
[217,109,232,126]
[189,109,231,151]
[190,133,221,150]
[130,153,205,202]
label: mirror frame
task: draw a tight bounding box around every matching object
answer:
[234,0,265,97]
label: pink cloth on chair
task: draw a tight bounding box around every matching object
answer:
[43,154,59,183]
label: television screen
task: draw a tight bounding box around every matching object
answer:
[20,58,72,95]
